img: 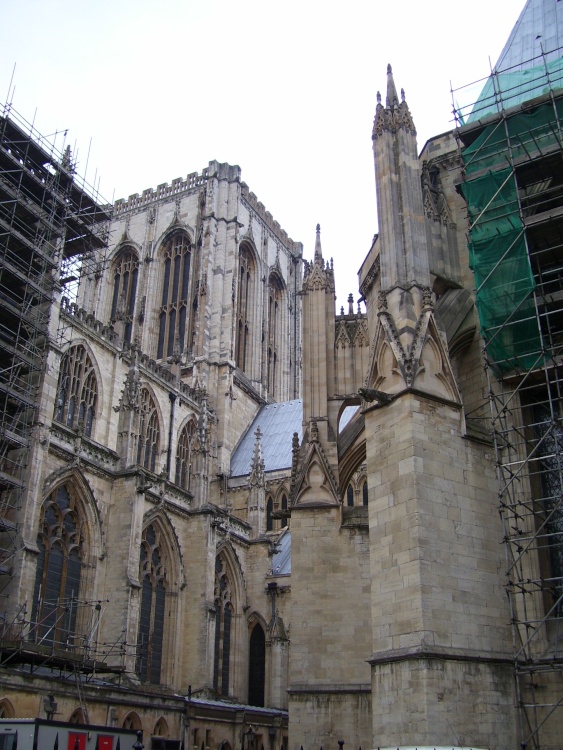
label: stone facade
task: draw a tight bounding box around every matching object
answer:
[1,5,563,747]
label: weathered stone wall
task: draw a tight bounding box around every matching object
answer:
[289,505,372,749]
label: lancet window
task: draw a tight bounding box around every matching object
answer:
[214,555,235,696]
[175,420,196,491]
[137,389,160,472]
[236,245,254,373]
[267,273,283,396]
[136,524,168,684]
[54,346,98,437]
[266,496,274,531]
[157,233,192,359]
[248,622,266,707]
[110,249,139,344]
[31,484,86,648]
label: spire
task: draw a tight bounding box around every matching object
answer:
[386,63,399,109]
[249,427,265,487]
[372,65,428,290]
[314,223,323,264]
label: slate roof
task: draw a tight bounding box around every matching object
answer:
[271,530,291,576]
[230,399,303,477]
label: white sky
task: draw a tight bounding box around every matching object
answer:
[1,0,527,310]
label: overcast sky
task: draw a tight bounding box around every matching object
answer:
[2,0,527,309]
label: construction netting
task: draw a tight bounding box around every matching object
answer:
[460,99,563,373]
[467,56,563,122]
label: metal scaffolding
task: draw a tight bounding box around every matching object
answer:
[453,47,563,749]
[0,102,111,617]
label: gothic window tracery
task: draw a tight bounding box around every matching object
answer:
[54,345,98,437]
[236,245,254,373]
[214,555,235,696]
[157,233,192,359]
[137,389,160,472]
[347,484,354,507]
[111,249,139,344]
[175,420,196,490]
[136,524,168,685]
[31,484,86,648]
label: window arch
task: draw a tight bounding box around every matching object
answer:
[136,524,168,685]
[153,717,169,737]
[0,699,15,719]
[69,708,85,725]
[111,248,139,344]
[137,389,160,472]
[266,496,274,532]
[267,273,284,397]
[157,233,192,359]
[362,480,368,506]
[347,484,355,507]
[248,622,266,707]
[175,420,196,490]
[31,484,87,648]
[123,712,142,731]
[214,554,235,696]
[235,244,255,373]
[280,493,288,529]
[54,345,98,437]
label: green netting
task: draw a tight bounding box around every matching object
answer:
[460,166,541,373]
[468,57,563,122]
[463,99,563,175]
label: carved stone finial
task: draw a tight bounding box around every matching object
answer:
[377,91,381,104]
[310,421,319,443]
[314,224,323,264]
[401,88,406,102]
[348,293,354,315]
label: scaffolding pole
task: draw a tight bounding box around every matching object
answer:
[454,47,563,749]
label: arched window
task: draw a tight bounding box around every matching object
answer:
[281,493,288,528]
[267,274,283,397]
[136,524,168,685]
[236,245,254,373]
[362,481,368,506]
[0,699,15,719]
[111,249,139,344]
[157,233,192,359]
[347,484,355,507]
[31,484,86,648]
[153,717,169,737]
[214,555,235,697]
[175,420,196,490]
[266,496,274,532]
[69,708,85,725]
[137,389,160,472]
[248,622,266,707]
[123,712,142,731]
[54,345,97,437]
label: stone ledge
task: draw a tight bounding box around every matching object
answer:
[368,644,513,666]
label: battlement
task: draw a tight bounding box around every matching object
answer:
[114,170,207,215]
[241,182,302,256]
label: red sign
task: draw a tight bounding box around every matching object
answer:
[67,732,87,750]
[98,737,114,750]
